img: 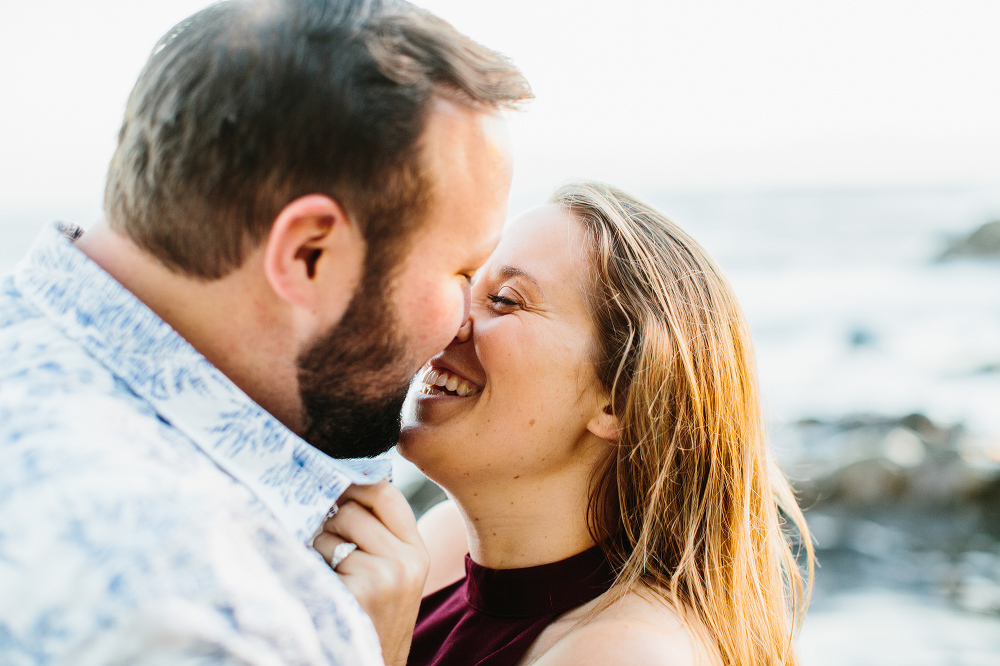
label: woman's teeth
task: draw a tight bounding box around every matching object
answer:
[420,367,480,397]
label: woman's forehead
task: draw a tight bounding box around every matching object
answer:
[492,205,587,274]
[484,204,594,315]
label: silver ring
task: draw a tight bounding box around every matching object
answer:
[328,541,357,569]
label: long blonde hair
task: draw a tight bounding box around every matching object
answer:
[554,182,813,665]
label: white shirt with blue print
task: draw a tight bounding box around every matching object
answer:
[0,223,391,665]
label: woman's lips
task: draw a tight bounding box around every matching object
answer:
[418,365,481,397]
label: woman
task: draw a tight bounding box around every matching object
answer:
[365,182,810,664]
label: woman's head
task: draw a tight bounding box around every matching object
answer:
[398,201,615,495]
[400,181,811,665]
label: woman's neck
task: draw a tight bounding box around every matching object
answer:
[450,464,597,569]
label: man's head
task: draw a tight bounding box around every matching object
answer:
[103,0,530,458]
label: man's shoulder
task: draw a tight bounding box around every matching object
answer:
[0,470,381,666]
[0,274,103,396]
[0,300,185,471]
[0,274,40,328]
[0,398,382,666]
[0,292,239,569]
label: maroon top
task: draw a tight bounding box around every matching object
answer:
[408,547,616,666]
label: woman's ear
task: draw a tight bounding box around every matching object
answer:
[586,402,619,442]
[262,194,366,324]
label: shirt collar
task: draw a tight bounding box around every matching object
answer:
[13,223,391,543]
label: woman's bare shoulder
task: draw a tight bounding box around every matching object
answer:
[529,590,719,666]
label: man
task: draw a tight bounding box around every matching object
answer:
[0,1,530,664]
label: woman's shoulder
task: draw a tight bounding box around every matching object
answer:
[528,589,719,666]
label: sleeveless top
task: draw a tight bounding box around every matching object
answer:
[408,546,616,666]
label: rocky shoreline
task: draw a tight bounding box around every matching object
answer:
[775,413,1000,616]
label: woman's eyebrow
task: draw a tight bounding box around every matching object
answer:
[497,265,543,296]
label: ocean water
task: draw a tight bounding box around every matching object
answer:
[643,187,1000,438]
[798,590,1000,665]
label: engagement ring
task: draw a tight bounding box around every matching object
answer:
[328,541,357,570]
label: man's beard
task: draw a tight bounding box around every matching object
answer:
[296,270,414,460]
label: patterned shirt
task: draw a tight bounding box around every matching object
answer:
[0,223,391,665]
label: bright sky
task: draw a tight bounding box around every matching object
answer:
[1,0,998,224]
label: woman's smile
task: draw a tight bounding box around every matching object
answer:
[417,364,482,398]
[410,353,488,427]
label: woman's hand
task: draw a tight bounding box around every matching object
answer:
[313,480,429,666]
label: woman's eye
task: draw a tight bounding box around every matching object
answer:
[487,293,519,308]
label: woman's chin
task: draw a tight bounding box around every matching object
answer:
[397,422,459,481]
[398,387,489,476]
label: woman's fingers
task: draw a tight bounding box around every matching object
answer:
[313,530,350,566]
[313,481,429,666]
[323,500,396,556]
[333,546,425,666]
[337,480,423,545]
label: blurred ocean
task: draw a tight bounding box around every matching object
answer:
[5,186,1000,662]
[639,186,1000,438]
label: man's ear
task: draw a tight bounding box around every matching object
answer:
[263,194,365,316]
[586,402,619,442]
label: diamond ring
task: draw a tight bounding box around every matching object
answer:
[328,541,357,570]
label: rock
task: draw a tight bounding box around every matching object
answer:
[899,413,956,449]
[786,413,1000,629]
[939,220,1000,260]
[882,427,926,468]
[831,458,907,505]
[907,451,988,503]
[782,412,998,507]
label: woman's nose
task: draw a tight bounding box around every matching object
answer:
[454,314,473,343]
[454,280,473,343]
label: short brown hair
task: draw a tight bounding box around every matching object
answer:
[104,0,531,279]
